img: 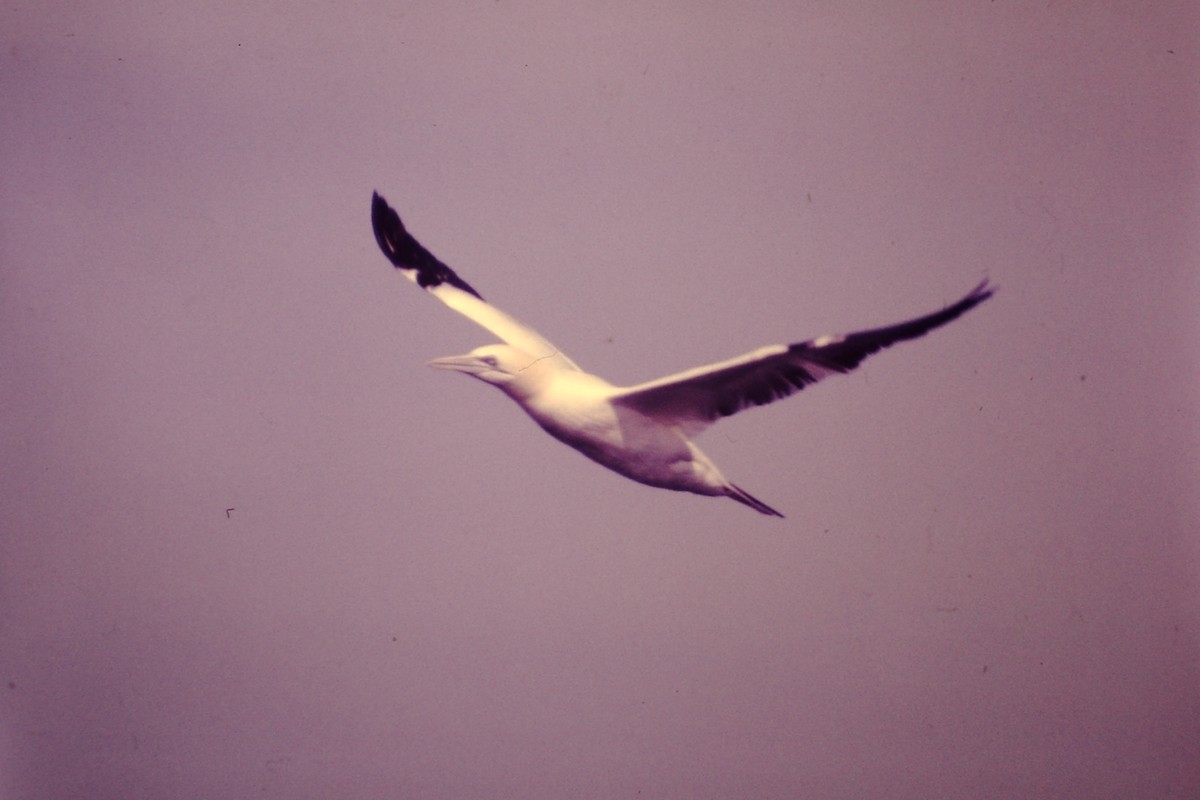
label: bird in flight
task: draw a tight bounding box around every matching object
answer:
[371,192,991,517]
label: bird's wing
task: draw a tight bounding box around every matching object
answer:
[612,280,993,436]
[371,192,580,372]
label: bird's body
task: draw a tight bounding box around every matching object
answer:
[370,192,992,517]
[424,341,767,511]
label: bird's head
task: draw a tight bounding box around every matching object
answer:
[427,344,547,394]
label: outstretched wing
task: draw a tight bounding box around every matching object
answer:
[371,192,580,372]
[612,280,993,436]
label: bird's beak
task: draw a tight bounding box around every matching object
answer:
[427,355,490,374]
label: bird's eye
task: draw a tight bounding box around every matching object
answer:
[483,356,499,368]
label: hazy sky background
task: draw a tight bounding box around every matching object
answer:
[2,3,1197,798]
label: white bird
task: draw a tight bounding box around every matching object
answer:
[371,192,992,517]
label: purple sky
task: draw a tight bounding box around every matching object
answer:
[2,3,1198,798]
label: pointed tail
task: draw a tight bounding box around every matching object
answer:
[726,484,785,518]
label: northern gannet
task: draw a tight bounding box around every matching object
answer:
[371,192,992,517]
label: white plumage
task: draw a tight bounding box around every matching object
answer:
[371,192,992,517]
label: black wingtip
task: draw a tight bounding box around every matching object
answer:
[793,278,995,373]
[370,191,407,265]
[369,191,485,300]
[965,278,995,305]
[937,278,995,326]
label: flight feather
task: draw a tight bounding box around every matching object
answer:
[613,280,992,435]
[371,192,579,371]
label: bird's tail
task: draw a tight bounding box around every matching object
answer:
[726,484,785,518]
